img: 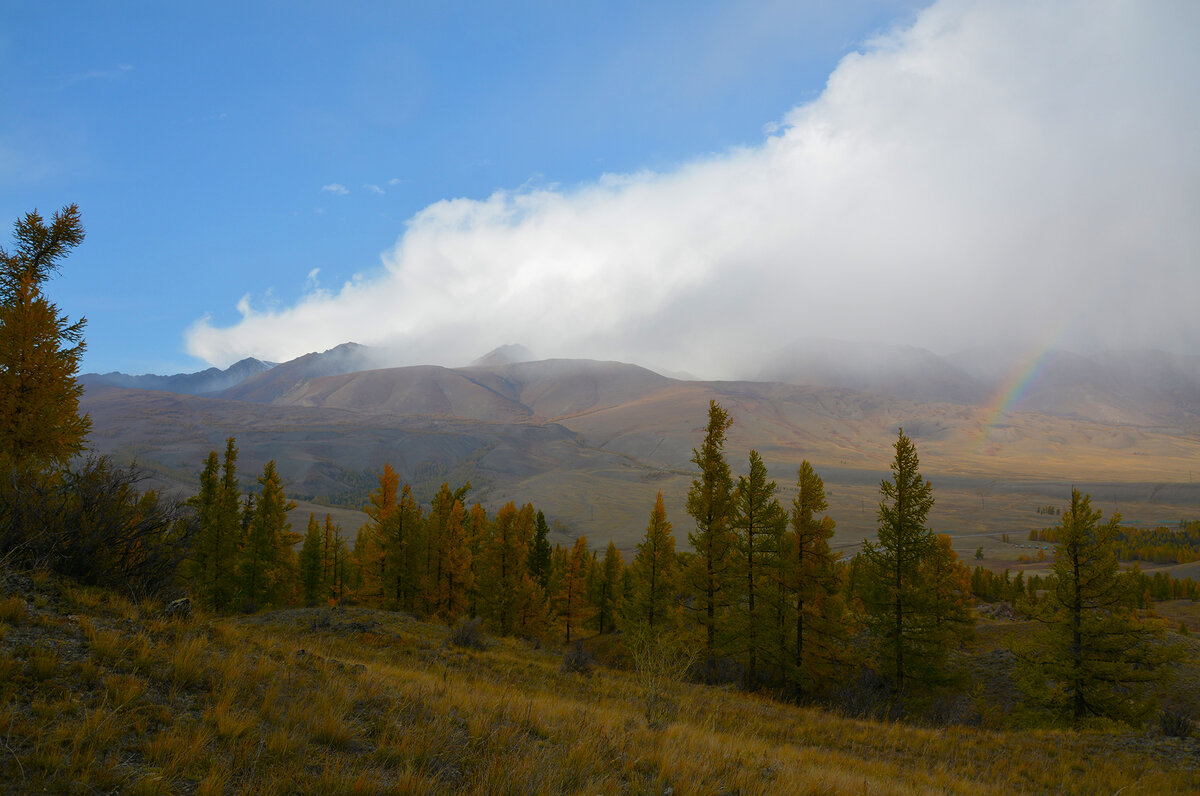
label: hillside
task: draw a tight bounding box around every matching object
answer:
[3,569,1199,794]
[80,345,1200,552]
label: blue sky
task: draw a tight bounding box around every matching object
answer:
[4,1,1197,378]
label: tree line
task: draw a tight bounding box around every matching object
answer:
[1032,521,1200,565]
[182,399,1180,725]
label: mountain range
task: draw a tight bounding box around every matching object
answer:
[79,340,1200,552]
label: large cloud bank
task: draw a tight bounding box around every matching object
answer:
[187,0,1200,377]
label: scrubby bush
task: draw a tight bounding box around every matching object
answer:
[447,617,488,650]
[1160,709,1194,738]
[560,641,593,675]
[0,456,195,596]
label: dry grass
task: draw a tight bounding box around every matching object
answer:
[3,570,1199,794]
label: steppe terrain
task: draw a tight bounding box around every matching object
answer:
[82,343,1200,570]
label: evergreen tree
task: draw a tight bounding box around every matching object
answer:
[465,502,488,619]
[237,460,297,611]
[326,522,349,603]
[299,513,323,604]
[432,499,473,621]
[629,491,680,629]
[785,460,845,695]
[856,429,939,698]
[187,451,221,603]
[528,509,553,588]
[685,400,736,655]
[188,438,242,611]
[923,534,974,660]
[1016,489,1175,725]
[321,513,339,599]
[0,205,89,474]
[592,540,624,635]
[547,543,569,613]
[391,484,424,611]
[730,450,787,685]
[422,482,471,614]
[478,501,535,634]
[213,438,242,609]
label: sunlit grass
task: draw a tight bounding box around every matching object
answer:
[2,570,1199,794]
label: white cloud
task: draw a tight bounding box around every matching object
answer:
[321,183,349,195]
[189,0,1200,376]
[364,183,385,195]
[63,64,134,86]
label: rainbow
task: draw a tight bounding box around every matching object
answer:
[972,343,1059,453]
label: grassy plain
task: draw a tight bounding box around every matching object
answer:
[3,569,1199,795]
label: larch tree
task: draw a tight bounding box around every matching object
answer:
[321,513,340,599]
[0,205,90,475]
[591,540,624,635]
[360,463,400,605]
[188,438,242,611]
[391,484,424,611]
[923,533,975,667]
[237,460,298,611]
[422,482,471,614]
[528,509,553,589]
[478,501,535,634]
[432,499,473,621]
[785,460,846,695]
[628,491,680,629]
[299,513,324,604]
[685,400,736,656]
[465,502,489,618]
[326,520,349,602]
[187,451,222,603]
[213,438,243,609]
[514,571,550,640]
[1016,489,1175,725]
[557,534,592,644]
[730,449,787,686]
[856,428,939,699]
[546,543,569,616]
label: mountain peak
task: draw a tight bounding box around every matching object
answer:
[471,344,534,368]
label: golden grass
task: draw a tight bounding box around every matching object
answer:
[0,594,25,624]
[2,573,1199,794]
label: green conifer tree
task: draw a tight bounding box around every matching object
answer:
[237,460,297,611]
[856,429,940,699]
[528,509,553,589]
[299,513,324,604]
[478,501,535,634]
[1016,489,1175,725]
[685,400,736,656]
[785,460,846,695]
[592,540,624,635]
[730,450,787,686]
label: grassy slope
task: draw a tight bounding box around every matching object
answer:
[3,571,1199,795]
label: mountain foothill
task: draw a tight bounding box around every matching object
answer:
[80,340,1200,566]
